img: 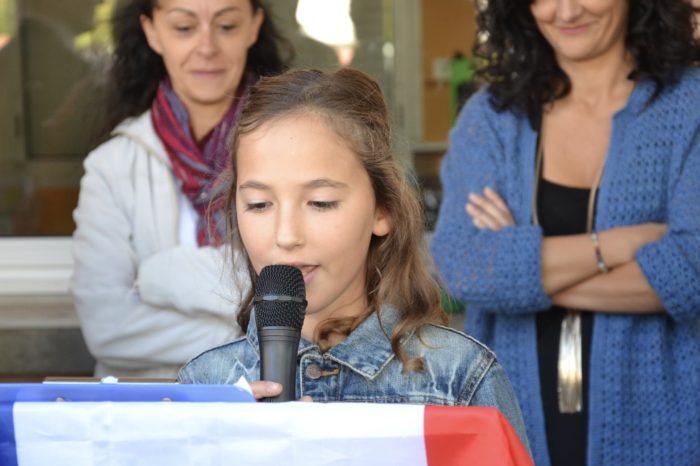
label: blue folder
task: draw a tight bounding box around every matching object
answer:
[0,382,255,403]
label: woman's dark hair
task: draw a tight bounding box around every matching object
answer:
[102,0,293,134]
[476,0,700,126]
[225,69,446,372]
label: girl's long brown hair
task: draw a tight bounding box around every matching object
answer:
[225,69,446,371]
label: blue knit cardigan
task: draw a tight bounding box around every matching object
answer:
[432,69,700,466]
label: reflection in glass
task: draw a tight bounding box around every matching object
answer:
[0,0,22,235]
[0,0,112,236]
[22,0,109,159]
[296,0,356,66]
[0,0,16,43]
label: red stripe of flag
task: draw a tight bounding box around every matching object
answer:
[423,406,533,466]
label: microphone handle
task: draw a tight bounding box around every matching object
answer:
[258,326,301,402]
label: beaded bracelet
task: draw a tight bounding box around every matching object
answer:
[591,232,608,274]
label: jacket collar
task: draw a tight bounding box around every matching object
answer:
[245,306,403,381]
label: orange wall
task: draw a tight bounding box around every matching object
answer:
[421,0,476,142]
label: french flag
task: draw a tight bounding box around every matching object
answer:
[1,401,532,465]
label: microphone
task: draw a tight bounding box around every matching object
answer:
[254,265,307,402]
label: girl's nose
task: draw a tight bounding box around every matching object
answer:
[275,208,305,250]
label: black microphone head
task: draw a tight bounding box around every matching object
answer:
[254,265,306,330]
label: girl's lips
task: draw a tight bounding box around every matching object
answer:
[278,263,318,285]
[297,265,318,285]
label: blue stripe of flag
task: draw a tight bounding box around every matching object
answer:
[0,400,18,466]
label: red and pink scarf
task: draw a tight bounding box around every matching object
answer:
[151,72,255,246]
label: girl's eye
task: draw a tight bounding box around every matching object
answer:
[309,201,339,211]
[245,202,271,212]
[174,25,194,33]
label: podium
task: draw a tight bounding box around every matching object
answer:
[0,383,532,466]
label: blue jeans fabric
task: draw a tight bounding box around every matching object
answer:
[179,305,531,453]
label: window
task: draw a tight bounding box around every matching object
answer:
[0,0,111,237]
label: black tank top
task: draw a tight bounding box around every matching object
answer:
[536,178,593,466]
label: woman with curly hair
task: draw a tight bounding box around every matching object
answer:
[431,1,700,465]
[72,0,292,378]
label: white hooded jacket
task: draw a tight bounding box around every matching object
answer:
[72,111,247,378]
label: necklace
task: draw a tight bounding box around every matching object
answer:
[532,125,607,413]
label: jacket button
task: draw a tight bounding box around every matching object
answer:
[305,364,321,380]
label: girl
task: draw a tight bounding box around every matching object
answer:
[72,0,291,378]
[178,68,530,450]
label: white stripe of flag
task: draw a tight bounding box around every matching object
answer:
[13,402,427,465]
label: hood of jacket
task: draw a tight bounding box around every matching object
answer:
[111,110,171,168]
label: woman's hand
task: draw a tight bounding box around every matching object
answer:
[552,261,664,314]
[599,223,667,268]
[464,186,666,265]
[463,187,668,306]
[250,381,313,402]
[465,187,515,230]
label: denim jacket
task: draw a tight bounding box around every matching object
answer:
[178,306,530,450]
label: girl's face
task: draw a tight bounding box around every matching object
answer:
[141,0,263,112]
[530,0,628,66]
[235,113,390,337]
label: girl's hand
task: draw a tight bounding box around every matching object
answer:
[465,187,515,231]
[250,380,282,400]
[249,380,313,402]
